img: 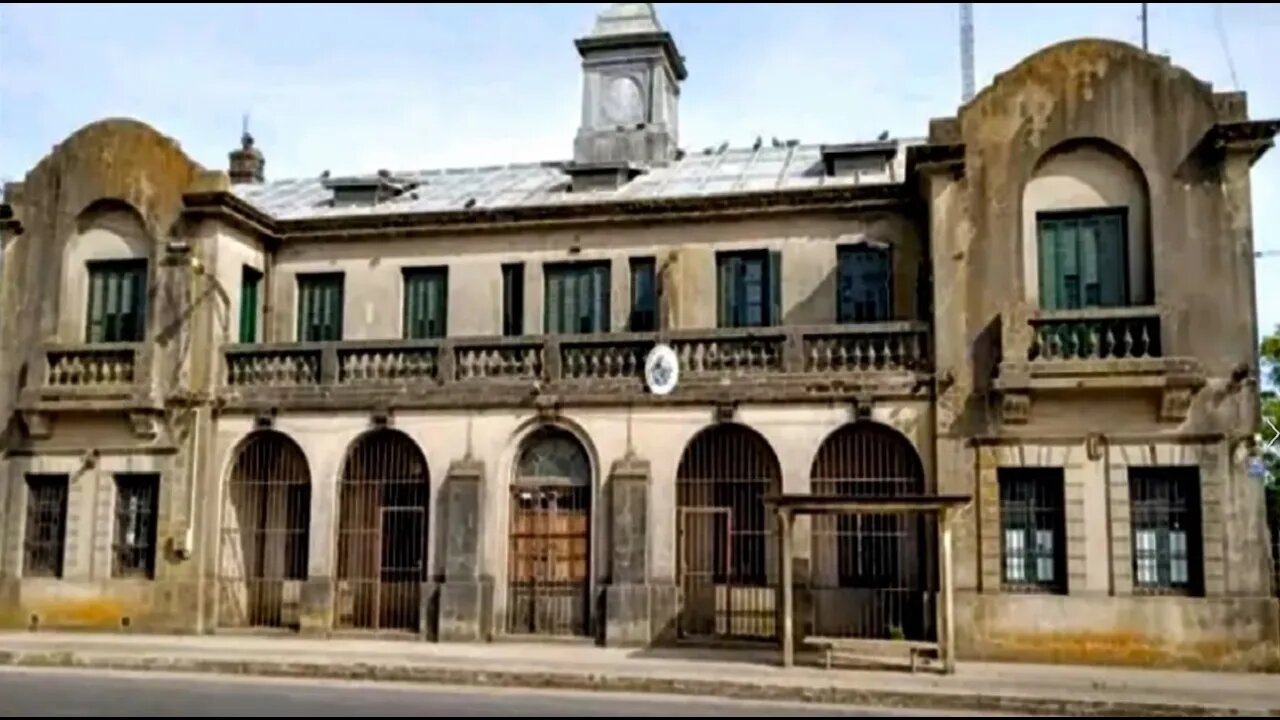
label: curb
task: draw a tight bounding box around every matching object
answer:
[0,650,1275,717]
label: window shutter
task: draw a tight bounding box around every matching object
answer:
[768,249,782,326]
[718,255,738,327]
[545,268,563,334]
[327,278,343,340]
[1038,219,1059,310]
[1098,213,1126,307]
[87,269,106,342]
[592,263,610,333]
[240,268,260,344]
[503,263,524,336]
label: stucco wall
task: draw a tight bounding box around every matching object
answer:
[57,202,154,343]
[212,225,266,346]
[208,401,934,636]
[268,212,922,341]
[0,451,186,630]
[1020,142,1151,306]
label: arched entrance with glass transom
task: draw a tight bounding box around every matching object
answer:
[506,425,593,637]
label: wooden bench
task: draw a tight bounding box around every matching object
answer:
[805,636,940,673]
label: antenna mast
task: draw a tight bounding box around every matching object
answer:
[960,3,975,103]
[1141,3,1149,51]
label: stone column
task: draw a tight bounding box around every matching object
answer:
[605,454,654,646]
[437,457,490,641]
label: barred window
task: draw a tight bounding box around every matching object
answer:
[999,468,1066,593]
[113,474,159,579]
[1129,467,1202,595]
[24,475,68,578]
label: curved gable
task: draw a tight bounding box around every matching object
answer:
[18,118,212,241]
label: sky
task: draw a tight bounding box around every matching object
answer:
[1,2,1277,334]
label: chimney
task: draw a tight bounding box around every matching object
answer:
[573,3,686,167]
[228,127,265,185]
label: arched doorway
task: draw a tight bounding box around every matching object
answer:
[507,426,592,637]
[676,423,781,640]
[336,429,430,632]
[219,431,311,629]
[810,421,931,641]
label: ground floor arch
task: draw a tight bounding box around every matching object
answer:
[335,428,430,632]
[218,430,311,629]
[810,421,933,641]
[506,425,593,637]
[675,423,782,640]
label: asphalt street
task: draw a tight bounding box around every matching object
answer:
[0,667,968,717]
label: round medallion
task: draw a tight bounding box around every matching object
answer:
[644,344,679,396]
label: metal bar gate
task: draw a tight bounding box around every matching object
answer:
[219,431,310,629]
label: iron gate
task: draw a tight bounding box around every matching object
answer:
[507,427,592,636]
[810,422,933,641]
[336,429,430,632]
[219,431,311,629]
[676,424,780,640]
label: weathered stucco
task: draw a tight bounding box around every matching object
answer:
[0,34,1276,671]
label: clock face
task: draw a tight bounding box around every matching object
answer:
[602,75,644,126]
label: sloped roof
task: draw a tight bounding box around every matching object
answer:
[230,139,922,222]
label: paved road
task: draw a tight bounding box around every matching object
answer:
[0,667,965,717]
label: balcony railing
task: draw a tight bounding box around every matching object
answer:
[1027,307,1162,362]
[43,343,142,388]
[221,322,931,399]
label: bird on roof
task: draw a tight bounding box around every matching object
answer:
[877,130,890,141]
[752,136,762,151]
[463,197,477,209]
[771,136,782,149]
[717,141,729,154]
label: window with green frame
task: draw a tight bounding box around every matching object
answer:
[717,249,780,328]
[999,468,1067,594]
[544,261,610,334]
[628,257,657,332]
[402,266,448,339]
[296,272,344,342]
[239,266,263,344]
[502,262,525,337]
[1037,208,1129,310]
[86,259,148,343]
[836,245,891,323]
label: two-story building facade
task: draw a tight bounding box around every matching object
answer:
[1,4,1277,670]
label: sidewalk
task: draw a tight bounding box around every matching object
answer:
[0,632,1276,716]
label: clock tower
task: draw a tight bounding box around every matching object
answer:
[573,3,687,167]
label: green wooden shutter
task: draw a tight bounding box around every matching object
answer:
[629,258,656,331]
[1039,211,1129,310]
[86,261,147,342]
[297,273,343,342]
[767,250,782,326]
[1098,213,1126,307]
[718,255,738,328]
[503,263,524,336]
[1038,219,1059,310]
[403,268,447,339]
[589,263,609,333]
[545,267,563,334]
[87,268,106,342]
[240,267,261,344]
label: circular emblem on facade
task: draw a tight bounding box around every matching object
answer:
[644,344,679,396]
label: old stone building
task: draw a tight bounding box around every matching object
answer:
[1,4,1277,671]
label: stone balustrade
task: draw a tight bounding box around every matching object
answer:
[44,344,140,387]
[1027,307,1162,362]
[218,323,932,404]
